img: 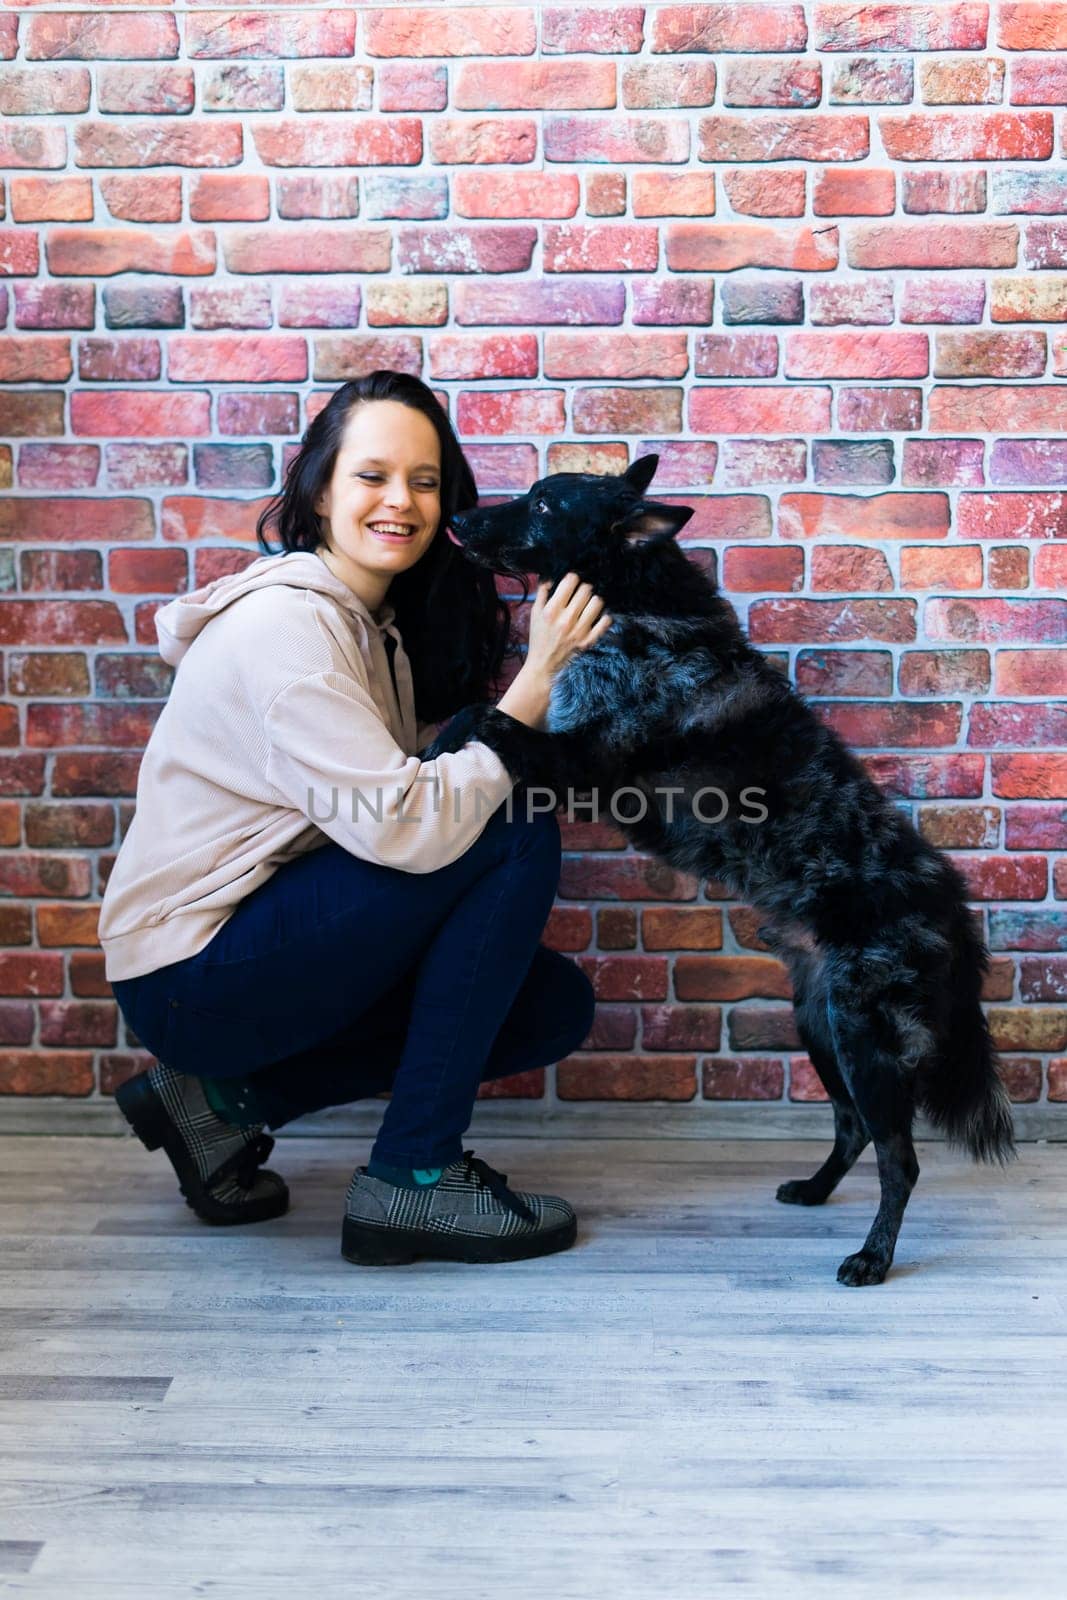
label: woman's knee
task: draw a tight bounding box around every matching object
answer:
[540,948,596,1054]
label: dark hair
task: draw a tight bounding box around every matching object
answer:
[256,371,513,723]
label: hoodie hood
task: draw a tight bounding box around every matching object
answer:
[155,550,396,668]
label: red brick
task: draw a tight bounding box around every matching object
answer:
[96,64,194,115]
[456,60,616,110]
[1004,806,1067,851]
[456,390,565,437]
[39,1001,116,1048]
[9,176,93,224]
[545,333,687,381]
[0,599,126,647]
[0,754,47,796]
[429,119,538,165]
[0,1052,93,1096]
[788,1055,830,1102]
[667,222,837,272]
[70,391,209,439]
[6,653,91,698]
[969,702,1067,748]
[989,1008,1067,1053]
[574,388,684,435]
[722,547,803,593]
[544,115,689,164]
[105,550,187,596]
[781,491,948,539]
[898,649,990,696]
[364,8,536,57]
[785,330,927,378]
[987,547,1030,589]
[1019,957,1067,1001]
[918,804,1001,849]
[676,955,791,1001]
[544,6,645,52]
[0,229,41,278]
[849,222,1018,269]
[703,1058,785,1099]
[796,648,893,697]
[189,174,269,224]
[960,492,1067,541]
[77,338,161,384]
[289,64,373,113]
[900,545,983,590]
[557,1055,697,1100]
[252,119,421,169]
[694,335,778,379]
[903,169,988,214]
[25,14,179,60]
[51,753,143,798]
[728,1007,801,1051]
[17,446,100,492]
[596,908,637,950]
[993,649,1065,696]
[453,173,579,220]
[185,11,356,59]
[653,6,808,53]
[632,174,716,218]
[698,113,867,163]
[642,907,724,950]
[993,754,1067,799]
[560,857,698,902]
[583,1008,638,1051]
[926,597,1067,643]
[224,228,391,276]
[47,228,215,278]
[25,806,113,851]
[98,174,181,225]
[880,110,1052,161]
[428,334,537,381]
[690,387,830,433]
[750,598,916,644]
[36,902,102,946]
[544,224,659,273]
[400,226,535,275]
[956,854,1047,900]
[622,61,717,109]
[722,170,807,217]
[169,335,307,384]
[809,545,893,592]
[0,952,64,996]
[0,1005,33,1047]
[817,4,989,50]
[586,172,627,217]
[27,703,160,749]
[161,497,271,543]
[920,57,1005,104]
[577,957,670,1002]
[818,700,962,748]
[642,1004,722,1051]
[814,167,895,215]
[0,336,72,384]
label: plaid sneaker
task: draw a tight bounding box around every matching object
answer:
[115,1063,289,1226]
[342,1149,577,1265]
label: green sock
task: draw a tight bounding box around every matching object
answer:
[367,1156,444,1190]
[200,1074,264,1129]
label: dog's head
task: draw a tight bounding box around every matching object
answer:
[448,455,694,587]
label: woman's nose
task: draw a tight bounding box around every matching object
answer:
[383,478,413,509]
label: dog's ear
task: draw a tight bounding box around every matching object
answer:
[623,454,659,494]
[616,499,694,545]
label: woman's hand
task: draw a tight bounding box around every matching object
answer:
[496,572,612,731]
[525,572,613,681]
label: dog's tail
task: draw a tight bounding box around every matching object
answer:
[917,911,1016,1165]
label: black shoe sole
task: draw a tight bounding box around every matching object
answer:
[340,1213,577,1266]
[116,1073,289,1227]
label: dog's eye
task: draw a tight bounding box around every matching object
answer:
[535,498,549,514]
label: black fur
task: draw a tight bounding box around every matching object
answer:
[425,455,1016,1286]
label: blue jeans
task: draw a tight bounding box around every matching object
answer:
[111,806,594,1169]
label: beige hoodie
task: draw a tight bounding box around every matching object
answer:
[98,550,514,981]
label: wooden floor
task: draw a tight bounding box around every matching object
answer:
[1,1134,1065,1599]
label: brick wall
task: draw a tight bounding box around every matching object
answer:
[0,2,1065,1128]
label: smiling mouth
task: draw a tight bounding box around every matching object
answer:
[367,522,418,540]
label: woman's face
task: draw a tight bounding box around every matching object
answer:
[314,399,442,598]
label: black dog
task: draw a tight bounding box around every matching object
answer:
[425,456,1015,1285]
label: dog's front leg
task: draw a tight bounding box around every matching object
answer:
[422,703,587,804]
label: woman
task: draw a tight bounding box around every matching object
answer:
[101,370,612,1266]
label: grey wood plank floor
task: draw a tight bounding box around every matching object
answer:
[0,1134,1064,1600]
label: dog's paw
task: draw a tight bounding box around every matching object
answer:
[836,1250,890,1287]
[776,1178,828,1207]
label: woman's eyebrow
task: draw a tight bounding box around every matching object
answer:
[354,456,440,472]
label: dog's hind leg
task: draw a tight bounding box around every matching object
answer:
[829,1006,920,1287]
[776,991,869,1207]
[776,1087,869,1207]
